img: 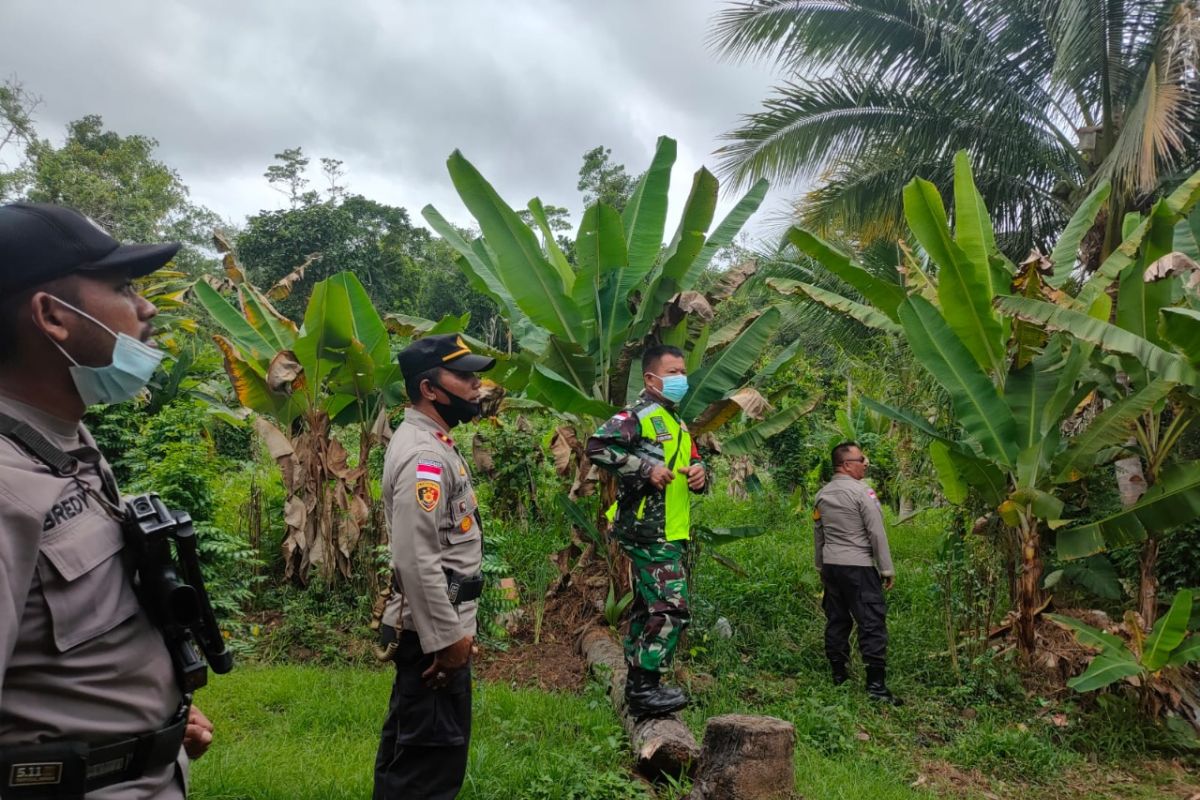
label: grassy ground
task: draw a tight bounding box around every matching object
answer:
[196,486,1199,799]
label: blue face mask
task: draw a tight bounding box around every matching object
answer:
[45,298,164,406]
[654,373,689,404]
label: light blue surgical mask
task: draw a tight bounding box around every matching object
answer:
[654,373,689,404]
[44,298,164,406]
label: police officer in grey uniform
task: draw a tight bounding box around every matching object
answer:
[373,334,494,800]
[813,441,902,705]
[0,202,214,799]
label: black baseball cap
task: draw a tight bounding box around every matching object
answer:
[0,202,181,295]
[397,333,496,380]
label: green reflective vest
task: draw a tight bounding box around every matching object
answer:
[606,404,693,541]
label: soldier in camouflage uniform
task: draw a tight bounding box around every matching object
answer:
[587,344,706,718]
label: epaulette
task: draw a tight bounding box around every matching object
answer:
[434,430,455,448]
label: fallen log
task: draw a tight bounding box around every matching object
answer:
[687,714,796,800]
[577,626,699,780]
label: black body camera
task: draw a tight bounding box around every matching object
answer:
[122,493,233,693]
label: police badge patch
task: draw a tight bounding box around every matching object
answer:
[416,480,441,512]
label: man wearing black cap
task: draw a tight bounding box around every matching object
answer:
[0,203,213,799]
[373,333,495,800]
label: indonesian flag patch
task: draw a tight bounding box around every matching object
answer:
[416,460,443,481]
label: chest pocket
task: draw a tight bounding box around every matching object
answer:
[37,504,140,652]
[442,484,481,547]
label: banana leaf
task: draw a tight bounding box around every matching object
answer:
[573,202,627,353]
[1076,212,1154,308]
[527,197,574,294]
[680,307,780,419]
[526,364,616,419]
[194,280,276,363]
[767,278,902,334]
[1052,379,1175,482]
[622,135,676,274]
[1067,653,1144,692]
[1046,613,1128,651]
[1166,168,1200,216]
[905,176,1004,376]
[1048,181,1112,288]
[929,441,968,505]
[239,284,298,352]
[952,151,1001,300]
[422,205,511,311]
[722,399,818,456]
[898,296,1018,466]
[1057,462,1200,559]
[1143,590,1194,671]
[1160,307,1200,367]
[996,296,1197,386]
[683,177,768,288]
[542,336,597,395]
[1116,201,1180,352]
[785,227,905,318]
[446,150,581,342]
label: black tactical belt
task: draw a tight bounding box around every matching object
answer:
[0,703,189,798]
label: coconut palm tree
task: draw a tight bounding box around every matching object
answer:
[711,0,1200,261]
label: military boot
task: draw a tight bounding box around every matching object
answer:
[625,667,688,718]
[865,665,904,706]
[830,661,849,686]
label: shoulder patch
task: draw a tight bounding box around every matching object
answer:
[416,480,441,512]
[416,460,443,481]
[812,507,821,521]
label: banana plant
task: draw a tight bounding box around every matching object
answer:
[195,269,401,585]
[422,137,783,497]
[996,170,1200,624]
[1048,590,1200,730]
[772,151,1200,656]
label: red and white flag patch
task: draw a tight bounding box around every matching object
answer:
[416,460,443,481]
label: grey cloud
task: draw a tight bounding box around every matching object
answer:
[1,0,785,237]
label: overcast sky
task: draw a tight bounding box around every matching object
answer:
[2,1,793,245]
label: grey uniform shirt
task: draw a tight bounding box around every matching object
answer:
[380,408,483,654]
[813,473,895,577]
[0,393,186,799]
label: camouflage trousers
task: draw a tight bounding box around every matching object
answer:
[618,538,690,673]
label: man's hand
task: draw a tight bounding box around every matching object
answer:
[678,464,706,491]
[423,635,473,689]
[648,465,676,491]
[882,575,895,591]
[183,705,213,760]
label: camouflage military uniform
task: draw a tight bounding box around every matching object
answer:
[586,393,703,674]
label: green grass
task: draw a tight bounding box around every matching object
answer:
[198,488,1198,799]
[190,666,652,800]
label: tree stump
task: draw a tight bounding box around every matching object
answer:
[687,714,796,800]
[577,626,700,779]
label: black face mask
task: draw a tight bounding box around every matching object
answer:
[429,380,480,428]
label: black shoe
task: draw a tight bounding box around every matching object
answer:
[625,667,689,718]
[865,665,904,706]
[831,662,849,686]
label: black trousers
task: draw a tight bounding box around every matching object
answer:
[821,564,889,669]
[373,629,472,800]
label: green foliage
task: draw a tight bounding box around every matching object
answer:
[712,0,1197,257]
[1049,590,1200,692]
[0,110,217,275]
[603,582,634,630]
[424,137,778,442]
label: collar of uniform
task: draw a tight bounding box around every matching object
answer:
[637,389,678,414]
[404,406,455,447]
[0,390,82,445]
[831,473,858,483]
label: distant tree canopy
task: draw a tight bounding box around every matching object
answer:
[0,84,218,276]
[577,145,640,212]
[238,147,501,334]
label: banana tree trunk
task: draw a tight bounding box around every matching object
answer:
[1015,512,1043,657]
[1138,537,1160,626]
